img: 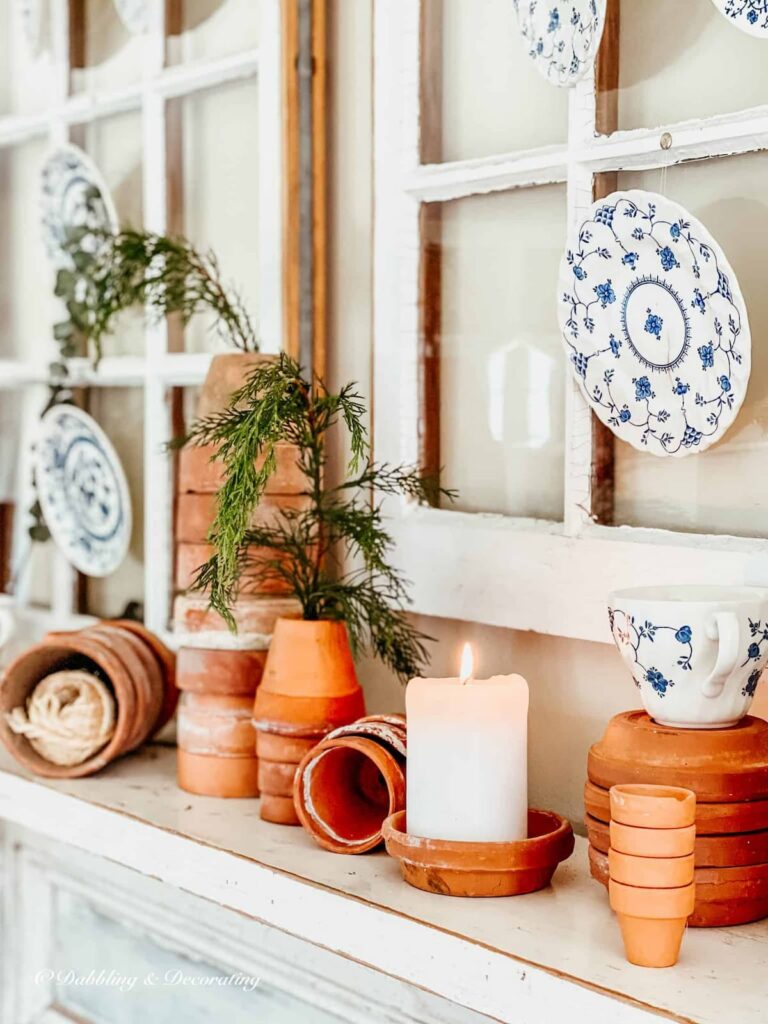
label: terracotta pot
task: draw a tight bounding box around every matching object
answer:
[260,619,361,699]
[177,748,259,798]
[609,848,695,888]
[178,442,304,496]
[173,595,302,639]
[253,690,368,736]
[588,711,768,802]
[175,492,310,545]
[109,619,178,730]
[609,819,695,859]
[196,352,274,419]
[87,624,165,746]
[0,635,139,777]
[257,758,298,796]
[585,778,768,835]
[175,543,293,595]
[294,735,406,854]
[177,693,255,756]
[177,646,266,696]
[382,809,574,897]
[609,879,694,967]
[610,784,696,830]
[322,717,407,759]
[260,793,301,825]
[256,732,319,763]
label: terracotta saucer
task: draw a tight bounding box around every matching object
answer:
[588,711,768,802]
[382,809,574,898]
[585,779,768,835]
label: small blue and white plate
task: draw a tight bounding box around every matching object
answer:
[512,0,607,87]
[557,190,751,457]
[34,406,132,577]
[709,0,768,36]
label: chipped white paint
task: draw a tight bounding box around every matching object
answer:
[170,629,272,652]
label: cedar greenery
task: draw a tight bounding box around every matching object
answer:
[183,354,455,680]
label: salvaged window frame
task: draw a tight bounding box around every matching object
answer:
[373,0,768,646]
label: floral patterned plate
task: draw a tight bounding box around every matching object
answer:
[709,0,768,36]
[41,143,118,272]
[34,406,132,577]
[511,0,607,87]
[557,190,751,457]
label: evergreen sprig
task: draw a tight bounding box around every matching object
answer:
[185,354,455,680]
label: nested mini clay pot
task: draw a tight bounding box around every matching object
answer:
[109,619,178,730]
[609,879,694,968]
[294,734,406,854]
[609,819,696,859]
[609,848,695,889]
[173,594,302,639]
[610,784,695,830]
[175,543,293,595]
[382,809,574,897]
[177,693,255,756]
[177,749,260,798]
[176,646,266,696]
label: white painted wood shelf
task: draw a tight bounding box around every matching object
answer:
[0,745,764,1024]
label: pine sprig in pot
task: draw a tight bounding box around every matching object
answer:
[183,354,455,681]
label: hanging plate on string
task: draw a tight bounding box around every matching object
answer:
[34,406,132,577]
[557,190,751,457]
[708,0,768,37]
[511,0,608,87]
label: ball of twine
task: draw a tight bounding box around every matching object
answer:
[5,669,116,766]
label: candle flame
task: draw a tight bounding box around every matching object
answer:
[459,642,474,684]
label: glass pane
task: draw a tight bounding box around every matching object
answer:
[422,0,569,163]
[71,0,145,95]
[172,79,260,353]
[167,0,261,64]
[0,139,56,362]
[435,184,567,519]
[616,0,768,132]
[85,388,145,618]
[0,1,54,115]
[613,151,768,537]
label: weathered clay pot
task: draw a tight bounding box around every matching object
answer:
[178,441,304,496]
[589,711,768,802]
[175,492,309,545]
[175,543,294,595]
[176,646,266,696]
[89,624,165,746]
[294,734,406,854]
[585,779,768,835]
[257,758,298,796]
[609,879,694,968]
[382,809,574,897]
[177,748,260,798]
[109,619,178,730]
[610,819,696,859]
[609,848,695,889]
[610,784,696,830]
[173,595,302,639]
[196,352,274,418]
[260,794,301,825]
[254,729,326,825]
[177,693,255,756]
[256,732,319,763]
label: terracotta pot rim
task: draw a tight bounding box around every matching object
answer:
[610,784,696,829]
[609,878,695,918]
[252,688,366,733]
[108,619,178,729]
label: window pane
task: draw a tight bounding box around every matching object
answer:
[616,0,768,132]
[613,151,768,537]
[85,388,145,618]
[0,1,54,115]
[172,79,259,353]
[422,0,569,163]
[434,184,567,519]
[71,0,145,95]
[167,0,261,64]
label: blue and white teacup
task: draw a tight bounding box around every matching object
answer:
[608,585,768,729]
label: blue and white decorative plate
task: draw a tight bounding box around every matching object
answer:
[511,0,607,87]
[34,406,132,577]
[709,0,768,36]
[41,144,118,272]
[557,190,751,457]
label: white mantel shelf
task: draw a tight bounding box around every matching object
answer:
[0,746,764,1024]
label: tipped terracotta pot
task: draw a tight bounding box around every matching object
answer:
[88,624,165,746]
[178,441,304,496]
[177,748,259,798]
[109,619,178,730]
[382,809,574,897]
[610,784,695,830]
[609,820,695,859]
[609,848,695,888]
[609,879,694,967]
[294,735,406,854]
[176,646,266,696]
[177,693,255,756]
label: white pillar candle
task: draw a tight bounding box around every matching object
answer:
[406,645,529,842]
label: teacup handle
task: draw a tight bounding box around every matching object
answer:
[701,611,740,699]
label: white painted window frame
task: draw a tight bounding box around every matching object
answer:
[373,1,768,648]
[0,0,284,643]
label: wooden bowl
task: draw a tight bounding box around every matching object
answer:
[382,809,574,897]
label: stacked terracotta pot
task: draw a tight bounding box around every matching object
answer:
[0,620,177,778]
[586,710,768,926]
[607,784,696,968]
[252,619,366,825]
[294,714,406,852]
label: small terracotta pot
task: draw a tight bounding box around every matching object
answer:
[88,624,165,747]
[176,492,309,545]
[590,813,768,867]
[256,732,319,763]
[252,690,366,736]
[173,595,302,638]
[382,809,574,897]
[609,879,694,967]
[196,352,274,418]
[175,543,293,595]
[259,619,362,699]
[261,793,301,825]
[609,820,696,859]
[177,646,266,696]
[177,693,255,756]
[610,784,695,829]
[177,748,259,798]
[258,758,298,796]
[109,619,178,730]
[608,848,695,889]
[294,735,406,854]
[178,441,304,495]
